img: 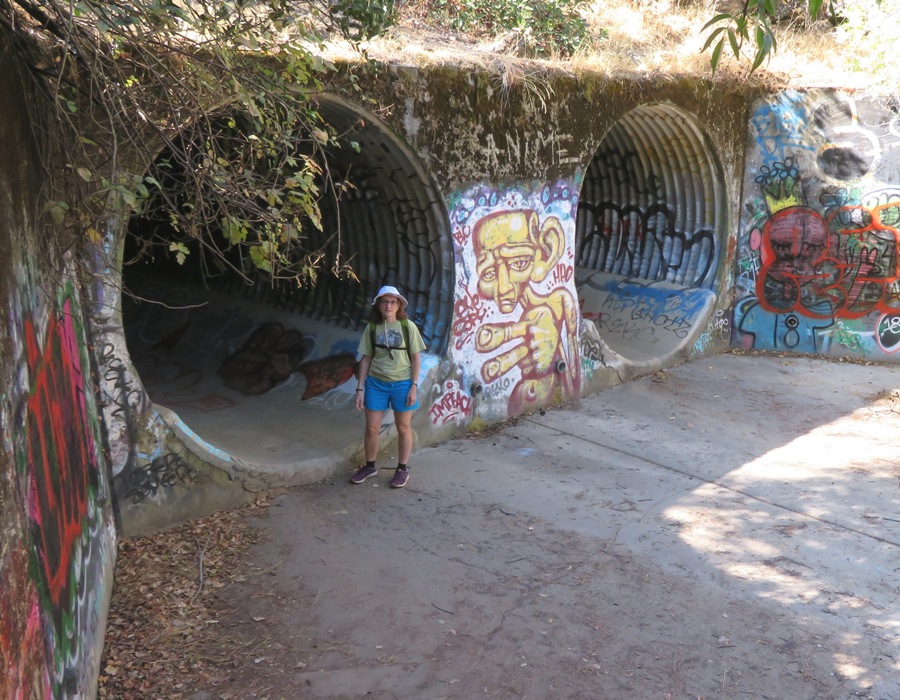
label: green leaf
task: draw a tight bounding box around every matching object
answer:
[169,242,189,265]
[710,37,725,72]
[45,200,69,225]
[249,244,273,273]
[701,26,727,52]
[727,28,740,57]
[701,12,734,31]
[750,27,775,72]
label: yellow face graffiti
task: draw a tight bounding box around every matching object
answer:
[474,211,542,314]
[469,207,581,412]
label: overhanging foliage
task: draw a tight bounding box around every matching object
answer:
[0,0,395,283]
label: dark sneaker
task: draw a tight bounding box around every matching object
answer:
[390,467,409,489]
[349,465,378,484]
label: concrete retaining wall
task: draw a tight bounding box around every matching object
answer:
[735,90,900,359]
[0,33,117,699]
[6,42,900,696]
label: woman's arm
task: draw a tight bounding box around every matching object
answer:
[355,355,372,411]
[407,351,421,406]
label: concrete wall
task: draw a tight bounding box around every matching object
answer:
[101,66,755,532]
[318,68,750,415]
[6,37,900,698]
[0,33,117,699]
[735,90,900,358]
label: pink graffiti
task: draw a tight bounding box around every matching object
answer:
[429,380,473,426]
[552,263,574,286]
[453,288,488,350]
[453,224,471,248]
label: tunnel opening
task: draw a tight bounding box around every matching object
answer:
[122,95,453,470]
[575,102,727,364]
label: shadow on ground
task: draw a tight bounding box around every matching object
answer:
[190,354,899,700]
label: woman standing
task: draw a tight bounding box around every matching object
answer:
[350,286,426,488]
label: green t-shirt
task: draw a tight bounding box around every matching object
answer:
[357,319,426,382]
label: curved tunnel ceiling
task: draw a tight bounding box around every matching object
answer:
[576,103,725,289]
[120,94,453,469]
[575,103,727,364]
[292,95,455,352]
[124,93,453,354]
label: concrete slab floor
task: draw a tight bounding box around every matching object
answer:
[191,354,900,700]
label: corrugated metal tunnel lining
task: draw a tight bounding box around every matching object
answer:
[120,94,452,474]
[278,95,454,354]
[576,103,725,290]
[575,103,726,364]
[131,95,453,355]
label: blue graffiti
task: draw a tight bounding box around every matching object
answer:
[734,297,834,353]
[750,91,817,168]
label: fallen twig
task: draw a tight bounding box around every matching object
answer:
[191,538,209,603]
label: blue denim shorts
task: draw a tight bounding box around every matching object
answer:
[365,375,418,412]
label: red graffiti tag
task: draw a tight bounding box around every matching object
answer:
[757,202,900,319]
[551,263,574,286]
[452,288,488,350]
[24,299,98,615]
[429,381,473,426]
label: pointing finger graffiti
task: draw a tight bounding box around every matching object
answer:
[457,196,582,414]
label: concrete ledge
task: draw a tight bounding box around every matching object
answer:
[576,269,716,367]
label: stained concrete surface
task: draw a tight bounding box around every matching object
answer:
[194,354,899,699]
[124,274,371,479]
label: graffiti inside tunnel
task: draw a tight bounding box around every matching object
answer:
[576,103,725,291]
[577,200,717,288]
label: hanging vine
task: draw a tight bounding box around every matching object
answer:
[0,0,395,283]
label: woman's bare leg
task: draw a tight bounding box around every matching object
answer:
[394,410,413,464]
[364,410,385,462]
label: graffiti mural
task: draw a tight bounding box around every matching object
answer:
[218,322,315,396]
[577,269,716,360]
[7,285,116,697]
[575,105,723,291]
[429,379,473,426]
[0,548,52,699]
[736,91,900,360]
[449,182,586,414]
[692,309,731,356]
[577,200,717,289]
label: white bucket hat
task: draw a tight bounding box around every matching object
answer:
[372,285,408,309]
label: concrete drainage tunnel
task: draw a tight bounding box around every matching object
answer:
[121,97,726,473]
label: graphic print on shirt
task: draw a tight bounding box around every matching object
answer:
[379,327,404,350]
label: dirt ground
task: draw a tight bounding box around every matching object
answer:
[103,354,900,700]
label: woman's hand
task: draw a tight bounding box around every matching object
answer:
[406,384,418,406]
[355,387,365,411]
